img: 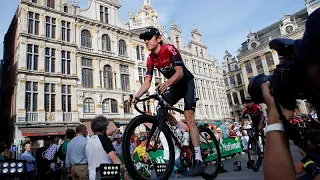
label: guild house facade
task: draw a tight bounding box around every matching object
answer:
[0,0,230,148]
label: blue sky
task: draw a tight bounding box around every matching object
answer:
[0,0,306,63]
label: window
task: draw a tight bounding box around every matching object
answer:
[120,65,130,91]
[83,98,95,113]
[229,76,235,86]
[102,34,111,51]
[138,67,146,84]
[61,21,71,42]
[81,30,92,48]
[63,5,68,13]
[62,85,71,112]
[200,49,203,58]
[46,0,55,8]
[205,105,209,116]
[124,100,131,113]
[136,46,141,60]
[45,47,55,73]
[26,44,39,71]
[119,40,127,56]
[254,56,263,73]
[244,60,252,74]
[236,74,242,85]
[25,81,38,112]
[100,6,109,24]
[28,12,39,35]
[102,99,118,113]
[233,92,239,105]
[82,58,93,88]
[224,79,229,87]
[32,0,37,3]
[201,80,206,99]
[207,81,212,100]
[154,69,162,83]
[210,105,215,116]
[239,89,245,103]
[265,52,274,67]
[198,62,202,75]
[141,47,145,60]
[45,16,56,39]
[61,50,71,75]
[192,60,196,73]
[196,47,198,56]
[227,93,232,105]
[45,83,55,112]
[176,36,179,49]
[203,64,207,76]
[103,65,113,89]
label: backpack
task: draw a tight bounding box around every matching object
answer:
[55,142,67,161]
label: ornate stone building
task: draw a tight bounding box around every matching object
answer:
[222,51,245,120]
[0,0,230,145]
[237,1,320,115]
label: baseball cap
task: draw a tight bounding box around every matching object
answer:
[139,27,161,40]
[115,134,122,139]
[294,8,320,59]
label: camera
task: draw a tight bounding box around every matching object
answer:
[248,38,320,110]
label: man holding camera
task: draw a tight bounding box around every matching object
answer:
[249,8,320,180]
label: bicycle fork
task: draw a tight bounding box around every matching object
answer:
[147,100,165,151]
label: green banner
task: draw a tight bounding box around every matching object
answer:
[132,138,242,164]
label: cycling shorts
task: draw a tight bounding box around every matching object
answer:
[162,79,196,111]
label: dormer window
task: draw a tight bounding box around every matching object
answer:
[251,42,257,49]
[285,25,294,33]
[64,6,68,13]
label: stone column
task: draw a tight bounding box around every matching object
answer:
[93,59,101,88]
[55,83,63,122]
[237,91,242,105]
[260,54,269,75]
[230,92,235,106]
[19,42,27,69]
[56,18,62,41]
[250,59,257,76]
[38,82,45,122]
[56,49,62,74]
[115,63,121,90]
[241,64,249,91]
[77,56,82,86]
[71,51,77,75]
[40,13,46,37]
[16,79,26,122]
[272,50,280,65]
[22,8,28,33]
[38,44,45,72]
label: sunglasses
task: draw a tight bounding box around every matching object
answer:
[143,35,154,41]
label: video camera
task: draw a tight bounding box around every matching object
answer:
[248,38,320,111]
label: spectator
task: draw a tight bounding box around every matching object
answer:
[113,134,122,155]
[65,124,88,180]
[86,115,129,180]
[36,140,50,180]
[220,120,228,139]
[21,143,35,180]
[215,128,223,144]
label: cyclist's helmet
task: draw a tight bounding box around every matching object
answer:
[138,136,146,142]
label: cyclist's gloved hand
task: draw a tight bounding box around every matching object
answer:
[158,81,170,94]
[131,94,140,104]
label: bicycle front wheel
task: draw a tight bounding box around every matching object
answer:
[122,115,175,180]
[248,137,261,172]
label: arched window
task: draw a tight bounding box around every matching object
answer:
[63,5,68,13]
[81,30,92,48]
[124,100,131,113]
[102,34,111,51]
[103,65,113,90]
[102,99,118,113]
[83,98,95,113]
[118,39,126,56]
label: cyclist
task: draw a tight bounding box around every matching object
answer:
[131,136,149,164]
[241,97,264,133]
[132,27,203,176]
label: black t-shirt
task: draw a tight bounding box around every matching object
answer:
[98,135,115,154]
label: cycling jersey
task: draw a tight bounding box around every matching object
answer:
[145,44,196,111]
[146,44,194,82]
[242,104,263,127]
[133,145,147,158]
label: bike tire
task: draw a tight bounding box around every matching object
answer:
[248,137,261,172]
[199,127,221,180]
[122,115,175,180]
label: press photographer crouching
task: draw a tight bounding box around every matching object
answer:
[248,8,320,180]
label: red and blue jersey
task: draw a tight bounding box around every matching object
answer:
[146,44,194,82]
[242,104,263,122]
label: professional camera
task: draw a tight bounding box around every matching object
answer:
[248,38,320,110]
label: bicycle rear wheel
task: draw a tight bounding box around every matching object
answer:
[248,137,261,172]
[122,115,175,180]
[199,126,221,179]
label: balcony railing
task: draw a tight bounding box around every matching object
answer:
[80,47,94,52]
[26,112,38,122]
[98,50,115,56]
[63,112,72,122]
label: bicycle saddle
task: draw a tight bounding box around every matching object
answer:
[269,38,294,57]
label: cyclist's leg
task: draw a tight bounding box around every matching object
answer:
[184,79,204,175]
[162,84,185,129]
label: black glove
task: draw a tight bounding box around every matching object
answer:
[302,159,320,178]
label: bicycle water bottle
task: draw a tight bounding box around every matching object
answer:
[183,131,189,146]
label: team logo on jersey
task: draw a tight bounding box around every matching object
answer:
[167,45,177,55]
[159,64,173,73]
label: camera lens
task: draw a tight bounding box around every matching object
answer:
[248,75,272,104]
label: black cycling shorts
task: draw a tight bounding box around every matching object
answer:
[162,79,196,111]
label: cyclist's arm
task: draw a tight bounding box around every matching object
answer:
[135,57,153,98]
[241,108,248,128]
[166,45,184,86]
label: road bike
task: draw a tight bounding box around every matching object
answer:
[122,91,221,180]
[244,127,265,172]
